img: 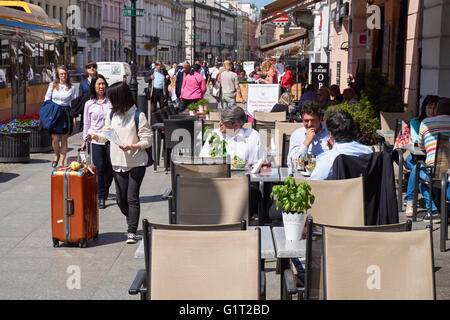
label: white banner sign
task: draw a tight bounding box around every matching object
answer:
[246,84,280,117]
[243,61,255,76]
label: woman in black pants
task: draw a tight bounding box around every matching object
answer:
[87,83,152,244]
[81,75,113,209]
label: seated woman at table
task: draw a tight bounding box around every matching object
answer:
[309,111,373,180]
[200,106,266,166]
[287,101,329,168]
[399,95,439,217]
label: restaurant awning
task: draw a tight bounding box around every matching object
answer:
[260,0,321,24]
[260,31,308,52]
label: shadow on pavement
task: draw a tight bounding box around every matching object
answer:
[140,195,166,203]
[0,172,20,183]
[29,158,51,164]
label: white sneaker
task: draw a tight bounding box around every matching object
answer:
[126,233,137,244]
[405,201,413,217]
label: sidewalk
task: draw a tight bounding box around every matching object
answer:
[1,131,450,299]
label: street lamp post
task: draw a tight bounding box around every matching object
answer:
[129,0,138,103]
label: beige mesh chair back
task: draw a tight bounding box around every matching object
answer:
[322,226,435,300]
[295,177,365,226]
[213,122,252,129]
[432,133,450,188]
[150,229,261,300]
[274,122,304,167]
[304,216,412,300]
[254,111,287,122]
[380,112,412,145]
[176,176,250,224]
[209,111,221,121]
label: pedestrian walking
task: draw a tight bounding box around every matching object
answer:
[87,82,152,244]
[78,61,98,97]
[147,61,170,114]
[218,60,243,109]
[44,65,77,167]
[81,75,114,210]
[179,64,206,112]
[280,65,294,94]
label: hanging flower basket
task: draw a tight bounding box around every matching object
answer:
[0,124,30,163]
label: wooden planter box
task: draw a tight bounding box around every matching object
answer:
[18,126,52,153]
[0,131,30,162]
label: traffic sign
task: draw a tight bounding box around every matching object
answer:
[216,42,225,47]
[190,34,200,39]
[122,8,144,17]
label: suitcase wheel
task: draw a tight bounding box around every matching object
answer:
[52,238,60,248]
[93,233,99,241]
[78,238,87,248]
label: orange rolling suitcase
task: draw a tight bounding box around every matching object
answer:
[51,157,99,248]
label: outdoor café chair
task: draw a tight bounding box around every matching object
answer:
[295,176,365,227]
[378,111,412,149]
[163,118,203,172]
[440,169,450,252]
[173,175,250,225]
[321,225,435,300]
[129,227,263,300]
[213,122,252,129]
[331,151,399,225]
[412,133,450,224]
[275,122,303,167]
[283,216,412,300]
[253,111,288,151]
[161,156,231,224]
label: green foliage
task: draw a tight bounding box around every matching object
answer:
[187,102,199,111]
[325,91,381,146]
[270,177,315,213]
[197,98,209,106]
[353,68,405,114]
[204,127,227,157]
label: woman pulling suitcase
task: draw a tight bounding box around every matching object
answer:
[81,75,114,209]
[86,82,152,244]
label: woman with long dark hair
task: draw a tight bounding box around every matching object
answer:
[82,75,113,209]
[87,82,152,244]
[44,65,77,167]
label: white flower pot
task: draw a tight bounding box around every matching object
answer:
[282,212,305,241]
[189,111,195,116]
[198,105,204,113]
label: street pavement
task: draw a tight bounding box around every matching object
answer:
[1,95,450,299]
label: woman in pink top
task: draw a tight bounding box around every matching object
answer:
[179,64,206,112]
[81,75,113,209]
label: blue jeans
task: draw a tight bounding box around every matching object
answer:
[405,155,450,212]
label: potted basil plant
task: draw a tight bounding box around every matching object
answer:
[271,177,315,241]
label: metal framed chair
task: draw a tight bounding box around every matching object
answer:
[283,216,412,300]
[379,111,412,149]
[162,119,203,172]
[274,122,303,167]
[412,133,450,222]
[253,112,288,151]
[162,155,231,223]
[129,227,262,300]
[174,175,251,225]
[322,225,435,300]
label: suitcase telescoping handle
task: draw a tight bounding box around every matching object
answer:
[85,136,95,175]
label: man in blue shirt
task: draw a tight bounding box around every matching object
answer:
[287,101,329,167]
[309,111,373,180]
[148,61,170,113]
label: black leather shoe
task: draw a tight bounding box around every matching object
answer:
[51,161,58,168]
[98,199,106,209]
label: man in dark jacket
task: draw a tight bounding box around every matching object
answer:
[175,61,191,102]
[147,61,170,113]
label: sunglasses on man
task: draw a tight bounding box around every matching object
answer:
[87,65,97,70]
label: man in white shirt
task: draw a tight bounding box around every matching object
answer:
[287,101,330,167]
[200,106,266,166]
[309,111,373,180]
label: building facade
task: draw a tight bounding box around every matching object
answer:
[101,0,126,63]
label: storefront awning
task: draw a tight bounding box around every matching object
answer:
[260,0,321,24]
[260,31,307,52]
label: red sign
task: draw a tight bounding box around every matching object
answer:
[273,11,289,23]
[358,33,368,45]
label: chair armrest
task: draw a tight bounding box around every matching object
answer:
[161,188,172,200]
[283,268,299,299]
[129,269,148,298]
[260,270,266,300]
